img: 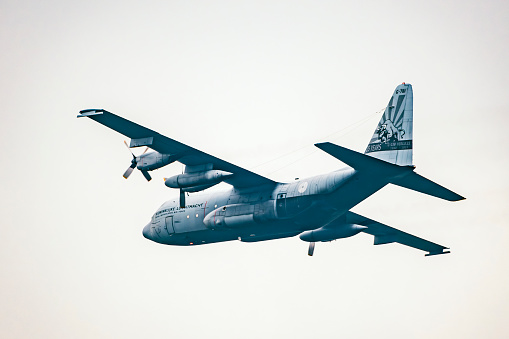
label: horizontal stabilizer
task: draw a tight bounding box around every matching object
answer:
[316,142,464,202]
[315,142,413,177]
[345,212,449,256]
[391,172,465,201]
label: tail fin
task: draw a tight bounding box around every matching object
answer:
[365,83,413,166]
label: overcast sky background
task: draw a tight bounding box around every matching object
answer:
[1,1,508,338]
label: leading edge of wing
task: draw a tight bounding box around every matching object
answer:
[77,109,275,188]
[345,211,449,256]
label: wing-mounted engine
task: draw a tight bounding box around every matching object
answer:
[299,224,367,242]
[122,140,181,181]
[164,170,233,190]
[299,222,367,256]
[136,152,178,172]
[164,164,233,208]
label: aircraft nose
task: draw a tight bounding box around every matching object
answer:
[142,223,152,239]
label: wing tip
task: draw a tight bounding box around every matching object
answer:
[77,109,106,118]
[445,193,466,202]
[425,249,450,257]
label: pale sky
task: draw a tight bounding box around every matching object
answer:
[1,1,508,338]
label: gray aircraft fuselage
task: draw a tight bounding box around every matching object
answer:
[143,167,380,245]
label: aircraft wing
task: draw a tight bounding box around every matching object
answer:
[345,211,449,256]
[77,109,275,188]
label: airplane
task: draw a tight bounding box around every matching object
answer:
[77,83,464,256]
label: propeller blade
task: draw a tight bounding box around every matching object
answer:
[123,166,135,179]
[179,189,186,208]
[140,170,152,181]
[123,140,136,158]
[308,242,315,256]
[122,141,142,180]
[142,147,149,155]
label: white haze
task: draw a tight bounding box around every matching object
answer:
[1,1,508,338]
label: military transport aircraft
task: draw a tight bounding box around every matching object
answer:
[78,83,464,256]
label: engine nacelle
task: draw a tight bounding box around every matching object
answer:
[181,183,220,193]
[165,170,233,189]
[299,224,367,242]
[137,152,175,171]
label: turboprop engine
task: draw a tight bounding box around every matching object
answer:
[164,170,233,190]
[164,170,233,208]
[122,140,179,181]
[300,224,367,256]
[299,224,367,242]
[136,152,176,171]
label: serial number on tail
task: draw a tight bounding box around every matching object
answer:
[365,140,412,153]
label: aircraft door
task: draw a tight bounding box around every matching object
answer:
[165,216,175,235]
[276,193,287,218]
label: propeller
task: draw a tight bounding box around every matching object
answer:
[140,170,152,181]
[122,141,151,181]
[308,242,315,256]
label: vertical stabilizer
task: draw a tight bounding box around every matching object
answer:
[365,83,413,166]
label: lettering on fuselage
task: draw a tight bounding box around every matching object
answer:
[155,203,204,217]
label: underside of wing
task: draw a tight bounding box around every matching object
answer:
[345,211,449,256]
[78,109,275,188]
